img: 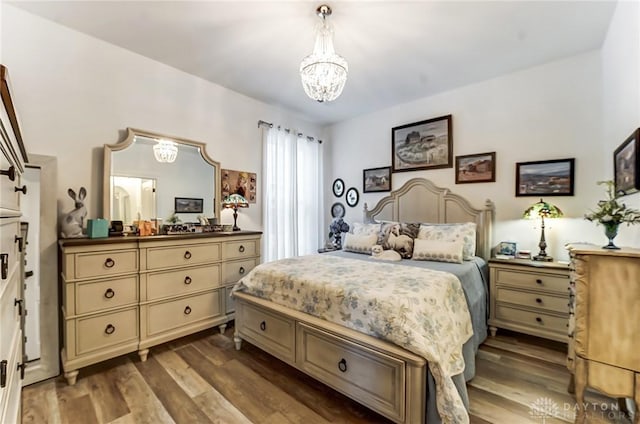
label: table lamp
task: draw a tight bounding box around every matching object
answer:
[222,194,249,231]
[523,198,563,261]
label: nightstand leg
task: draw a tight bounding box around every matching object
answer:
[64,370,79,386]
[218,323,227,334]
[234,332,242,350]
[489,326,497,337]
[575,357,587,423]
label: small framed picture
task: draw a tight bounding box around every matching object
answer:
[516,250,532,260]
[363,167,392,193]
[515,158,575,196]
[614,128,639,196]
[174,197,204,213]
[497,241,517,257]
[455,152,496,184]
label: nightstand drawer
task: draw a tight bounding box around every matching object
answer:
[496,288,568,314]
[495,305,567,334]
[494,268,569,294]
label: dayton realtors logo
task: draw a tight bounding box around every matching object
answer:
[529,397,560,422]
[529,397,632,422]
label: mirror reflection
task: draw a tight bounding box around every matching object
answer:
[104,129,221,226]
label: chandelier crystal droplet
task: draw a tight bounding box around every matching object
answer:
[300,4,348,103]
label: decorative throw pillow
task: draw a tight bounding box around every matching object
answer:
[377,221,420,259]
[412,239,464,264]
[417,223,477,260]
[351,222,381,236]
[342,233,378,254]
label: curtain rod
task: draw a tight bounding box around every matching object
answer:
[258,119,322,144]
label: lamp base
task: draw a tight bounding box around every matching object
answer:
[533,254,553,262]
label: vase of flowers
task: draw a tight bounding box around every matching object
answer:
[584,180,640,249]
[328,218,350,249]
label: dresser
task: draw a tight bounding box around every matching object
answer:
[59,231,261,385]
[0,65,28,424]
[566,244,640,423]
[489,258,571,342]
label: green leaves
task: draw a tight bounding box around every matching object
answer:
[584,180,640,226]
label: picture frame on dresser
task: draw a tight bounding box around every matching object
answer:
[613,128,639,196]
[392,115,453,172]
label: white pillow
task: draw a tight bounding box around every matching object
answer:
[342,233,378,254]
[351,222,381,236]
[412,239,464,264]
[417,223,477,260]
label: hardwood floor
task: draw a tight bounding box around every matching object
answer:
[22,326,632,424]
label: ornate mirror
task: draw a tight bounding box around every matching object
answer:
[103,128,221,226]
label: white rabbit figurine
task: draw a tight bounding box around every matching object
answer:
[61,187,87,238]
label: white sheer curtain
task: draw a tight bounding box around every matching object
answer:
[262,125,322,262]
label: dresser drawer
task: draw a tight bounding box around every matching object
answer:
[496,287,569,314]
[74,249,138,279]
[222,258,257,284]
[75,307,139,356]
[0,151,20,214]
[145,243,220,270]
[494,268,569,294]
[0,219,20,284]
[75,276,139,315]
[223,239,257,260]
[495,305,567,334]
[146,290,220,336]
[146,264,221,300]
[296,323,405,422]
[237,301,295,362]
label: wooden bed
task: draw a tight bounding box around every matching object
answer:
[233,178,494,423]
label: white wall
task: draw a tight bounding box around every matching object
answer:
[1,5,322,233]
[601,0,640,248]
[328,52,605,261]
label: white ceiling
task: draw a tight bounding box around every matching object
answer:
[8,1,616,125]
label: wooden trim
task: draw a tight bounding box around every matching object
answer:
[0,65,28,164]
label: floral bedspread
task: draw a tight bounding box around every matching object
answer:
[233,255,473,423]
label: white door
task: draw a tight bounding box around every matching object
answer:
[22,167,41,361]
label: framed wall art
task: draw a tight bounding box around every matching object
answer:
[455,152,496,184]
[392,114,453,172]
[345,187,359,207]
[515,158,575,197]
[174,197,204,213]
[222,169,257,203]
[363,167,392,193]
[332,178,345,197]
[614,128,639,196]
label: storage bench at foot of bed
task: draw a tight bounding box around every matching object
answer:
[233,292,427,424]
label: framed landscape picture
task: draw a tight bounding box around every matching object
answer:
[455,152,496,184]
[515,158,575,196]
[363,167,392,193]
[613,128,639,196]
[392,115,452,172]
[174,197,204,213]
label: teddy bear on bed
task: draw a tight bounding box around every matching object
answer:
[371,244,402,261]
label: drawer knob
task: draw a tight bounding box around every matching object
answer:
[238,245,245,253]
[14,236,24,253]
[535,298,542,304]
[184,250,192,260]
[535,317,543,324]
[0,165,16,181]
[14,185,27,195]
[536,279,543,285]
[105,324,116,335]
[239,266,245,275]
[17,362,25,380]
[184,276,192,285]
[104,288,115,299]
[184,306,192,315]
[104,258,115,268]
[338,358,348,373]
[259,320,266,331]
[14,298,23,315]
[1,253,8,280]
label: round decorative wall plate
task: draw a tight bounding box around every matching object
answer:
[332,178,345,197]
[331,202,345,218]
[345,187,359,207]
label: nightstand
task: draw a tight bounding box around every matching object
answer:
[488,258,571,342]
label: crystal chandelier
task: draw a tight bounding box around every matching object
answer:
[300,4,348,103]
[153,139,178,163]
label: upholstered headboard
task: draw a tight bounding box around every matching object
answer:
[363,178,494,260]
